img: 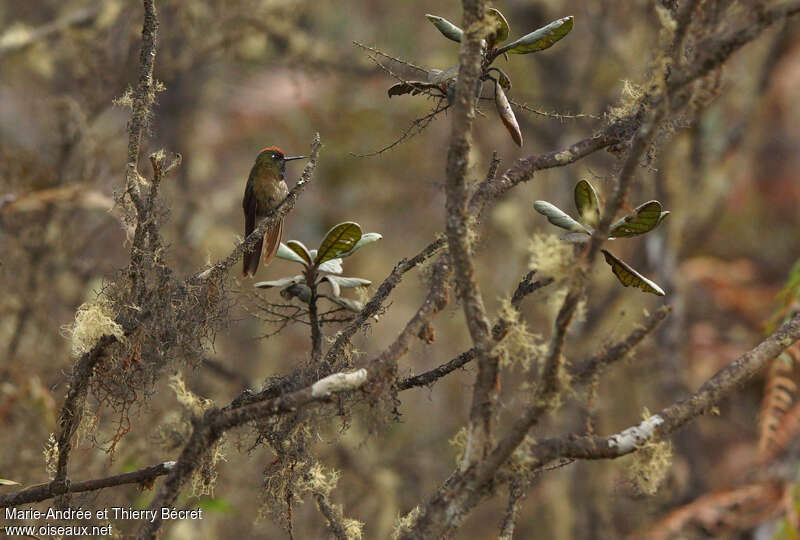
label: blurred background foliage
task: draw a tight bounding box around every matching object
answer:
[1,0,799,538]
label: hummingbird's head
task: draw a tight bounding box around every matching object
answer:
[255,147,306,177]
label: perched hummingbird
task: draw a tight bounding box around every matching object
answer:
[242,147,306,277]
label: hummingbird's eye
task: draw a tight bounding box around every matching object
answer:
[272,153,281,161]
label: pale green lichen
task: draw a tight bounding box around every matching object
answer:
[529,233,574,280]
[344,518,365,540]
[43,433,58,479]
[449,427,469,466]
[627,409,673,495]
[299,463,340,496]
[495,297,546,371]
[391,506,422,540]
[64,302,125,357]
[169,373,212,416]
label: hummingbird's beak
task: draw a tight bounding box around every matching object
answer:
[283,155,306,161]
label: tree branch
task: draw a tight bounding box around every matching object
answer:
[189,133,322,283]
[397,274,553,391]
[0,462,175,508]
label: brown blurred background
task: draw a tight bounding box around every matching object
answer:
[2,1,800,538]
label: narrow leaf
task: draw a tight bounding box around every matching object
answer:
[497,16,574,55]
[561,232,591,244]
[601,249,665,296]
[285,240,312,265]
[609,201,664,238]
[253,275,304,289]
[495,81,522,147]
[425,14,463,43]
[320,276,372,297]
[0,478,21,486]
[388,81,444,98]
[574,180,600,228]
[276,243,308,265]
[318,258,344,274]
[325,296,363,313]
[534,200,590,233]
[486,8,510,47]
[315,222,363,265]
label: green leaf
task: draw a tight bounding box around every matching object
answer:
[315,222,363,265]
[486,8,510,47]
[487,67,511,91]
[574,180,600,228]
[319,276,372,297]
[601,249,665,296]
[494,81,522,147]
[533,200,590,233]
[276,243,308,265]
[285,240,312,265]
[425,14,463,43]
[253,275,304,289]
[609,201,664,238]
[0,478,20,486]
[318,258,343,274]
[497,16,574,55]
[339,232,382,258]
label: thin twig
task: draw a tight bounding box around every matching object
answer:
[0,462,175,508]
[397,275,553,391]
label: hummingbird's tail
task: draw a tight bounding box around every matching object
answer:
[262,218,283,266]
[243,235,264,277]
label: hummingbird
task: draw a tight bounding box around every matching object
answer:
[242,146,306,277]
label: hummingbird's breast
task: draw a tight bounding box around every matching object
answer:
[251,168,288,215]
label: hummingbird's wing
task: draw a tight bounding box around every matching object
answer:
[242,180,264,277]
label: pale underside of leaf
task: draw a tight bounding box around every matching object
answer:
[319,275,372,297]
[324,296,363,312]
[425,14,463,43]
[253,275,304,289]
[340,232,383,258]
[318,258,344,274]
[497,15,574,55]
[601,249,665,296]
[534,200,590,233]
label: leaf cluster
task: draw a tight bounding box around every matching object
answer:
[534,180,669,296]
[255,221,381,312]
[388,9,574,147]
